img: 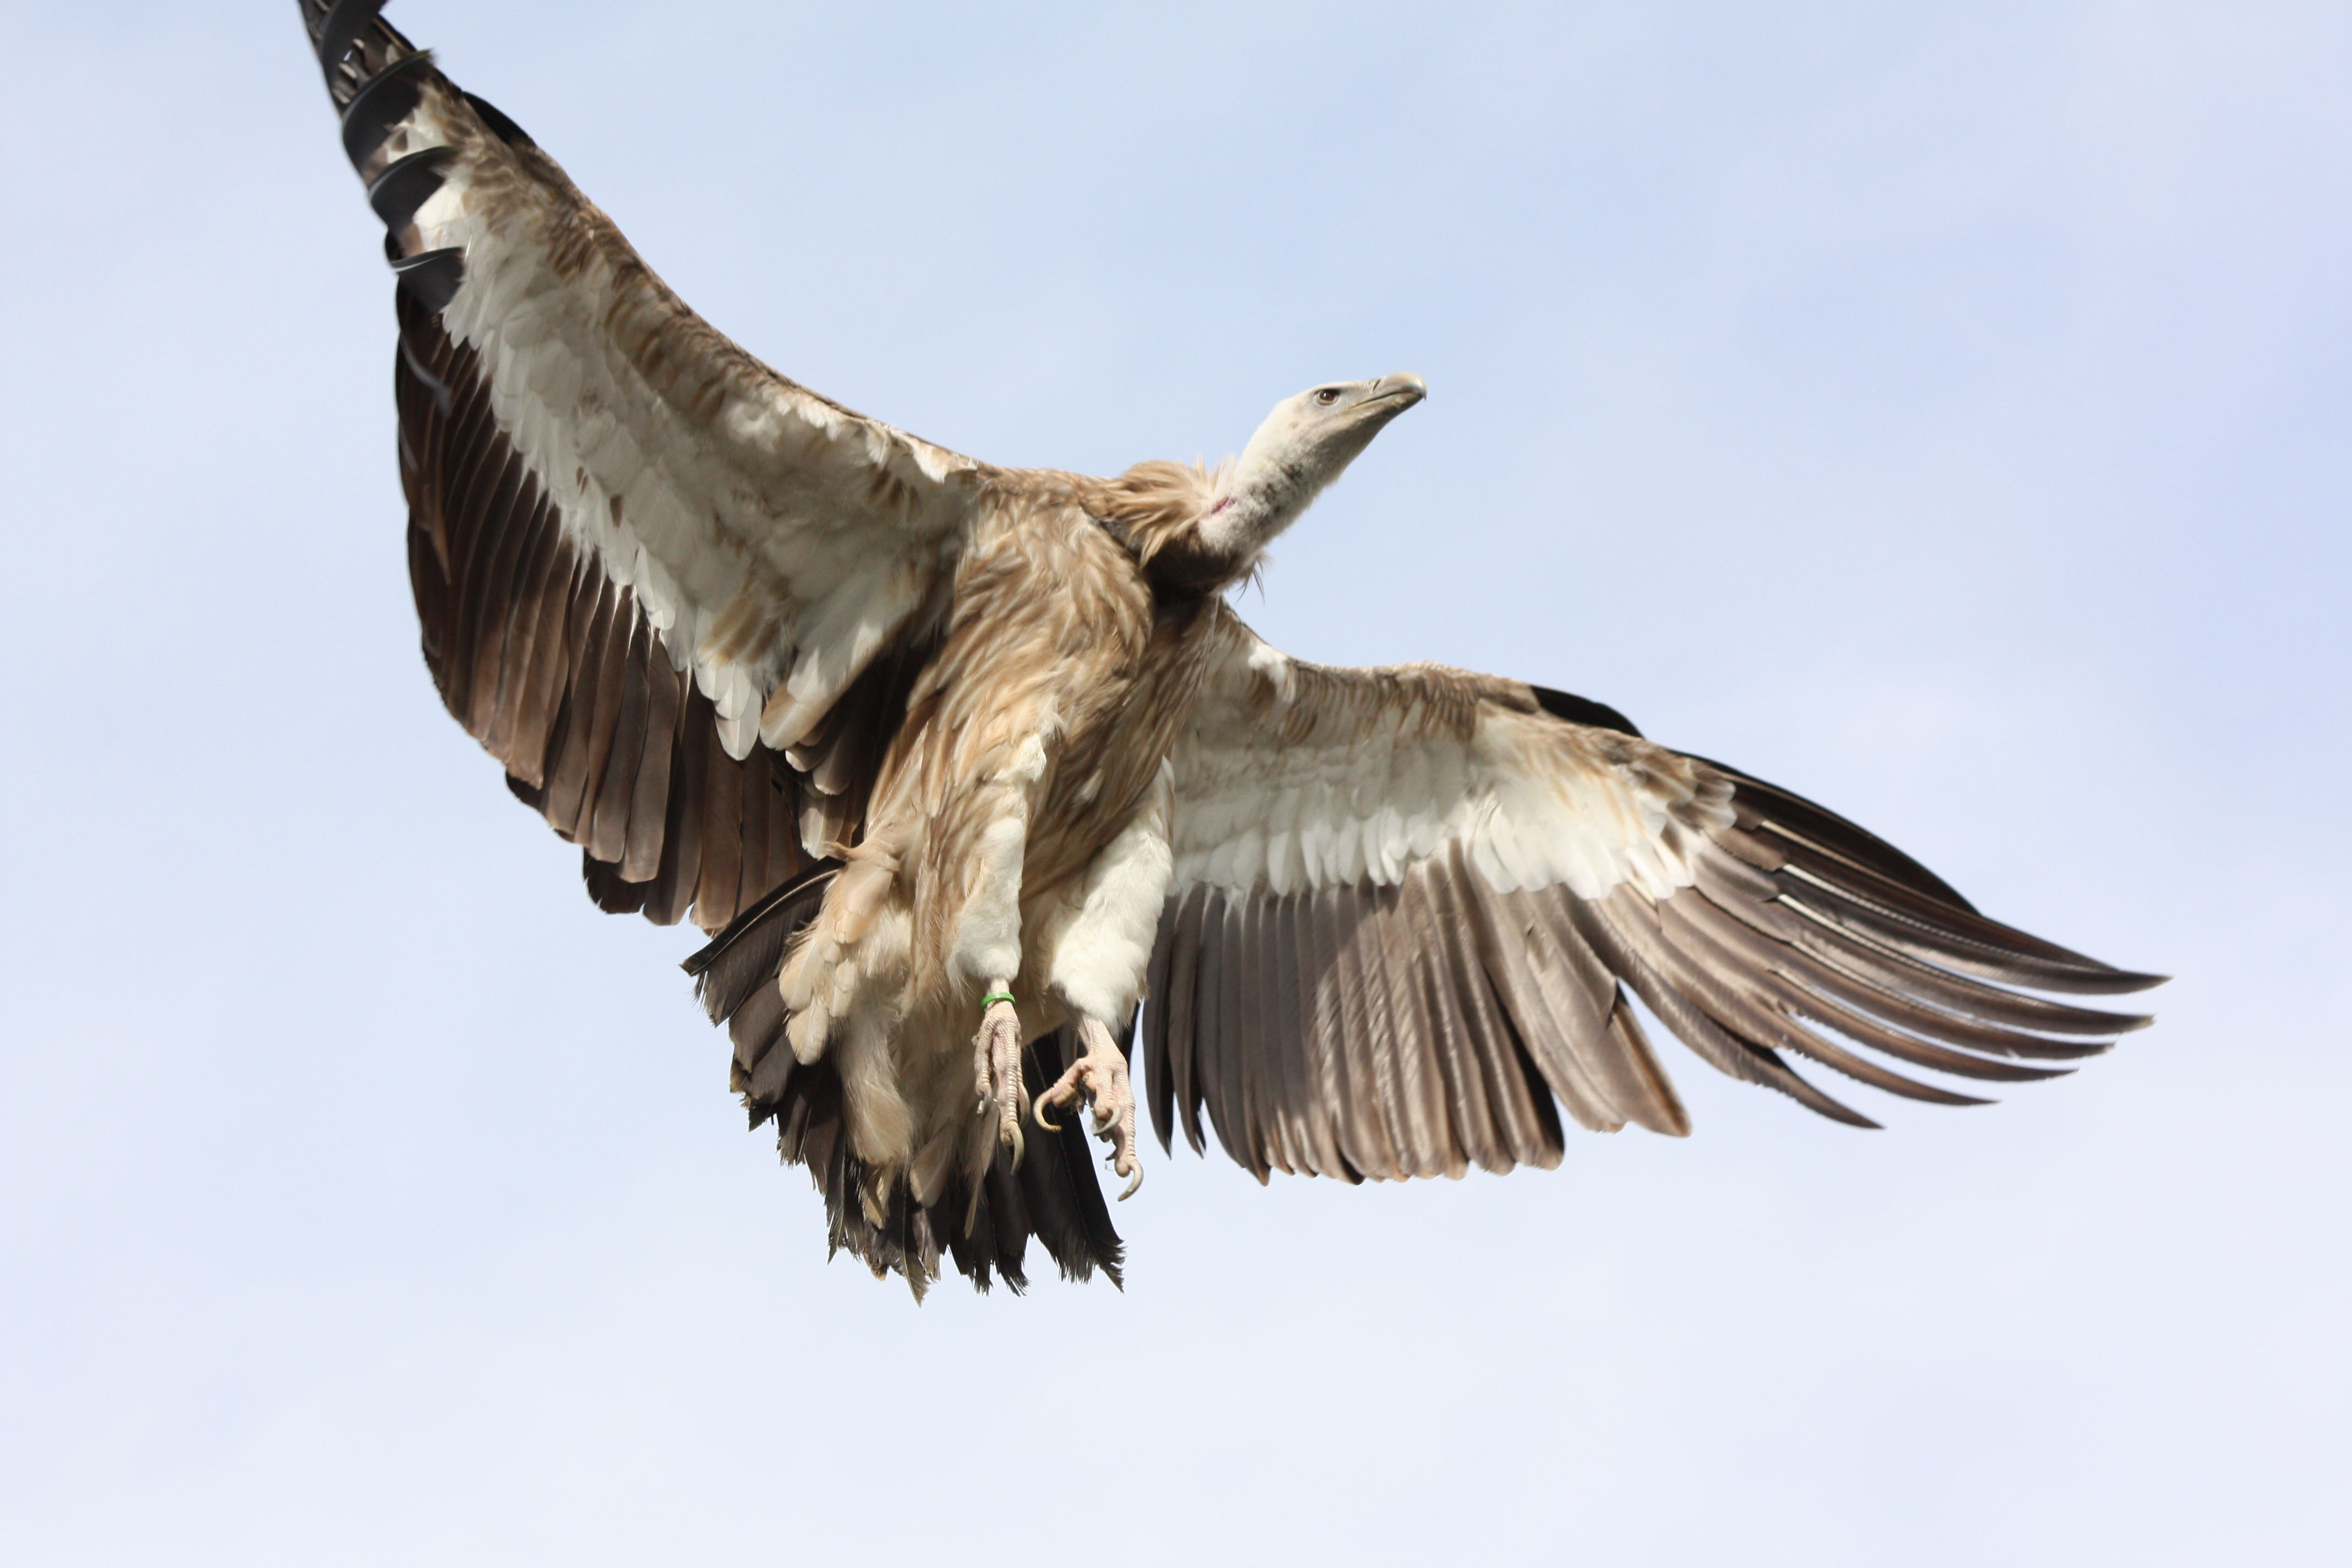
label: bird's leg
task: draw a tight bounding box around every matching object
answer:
[972,982,1026,1167]
[1035,1014,1142,1200]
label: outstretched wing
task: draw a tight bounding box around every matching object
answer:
[1144,607,2162,1183]
[302,3,987,930]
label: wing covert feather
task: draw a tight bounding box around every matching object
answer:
[1149,607,2158,1180]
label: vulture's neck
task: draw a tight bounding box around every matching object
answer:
[1095,435,1334,595]
[1203,438,1326,559]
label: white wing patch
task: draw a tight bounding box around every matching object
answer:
[1169,617,1726,904]
[378,85,980,763]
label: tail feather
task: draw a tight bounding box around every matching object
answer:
[685,885,1124,1297]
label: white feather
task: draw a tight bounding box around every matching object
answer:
[1170,616,1730,912]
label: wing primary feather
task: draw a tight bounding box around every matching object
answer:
[1336,885,1408,1174]
[620,654,685,881]
[1257,896,1304,1174]
[410,334,499,593]
[732,745,774,916]
[1276,895,1331,1174]
[1166,885,1211,1156]
[1412,861,1506,1173]
[1317,884,1402,1175]
[540,578,613,836]
[1445,850,1557,1164]
[1471,890,1623,1131]
[442,449,527,730]
[1687,855,2144,1044]
[1771,971,2074,1082]
[394,330,454,416]
[1696,760,1978,911]
[1283,892,1353,1180]
[1646,899,1992,1107]
[1310,885,1396,1180]
[1353,885,1427,1177]
[1282,895,1343,1178]
[738,993,796,1106]
[387,245,466,316]
[1142,896,1179,1156]
[1437,847,1559,1168]
[339,50,435,171]
[570,590,636,845]
[313,0,385,73]
[1537,903,1691,1135]
[1664,890,2082,1079]
[1228,896,1277,1180]
[1575,894,1879,1128]
[1602,992,1688,1137]
[587,616,655,865]
[516,589,581,810]
[1776,864,2164,995]
[483,498,568,771]
[693,718,745,930]
[1439,884,1571,1166]
[766,760,807,892]
[1405,888,1472,1178]
[367,145,453,233]
[582,851,648,915]
[1186,892,1227,1161]
[1377,882,1464,1179]
[642,694,709,926]
[1760,901,2136,1054]
[1755,826,2162,990]
[726,978,784,1079]
[314,0,390,81]
[461,471,542,753]
[1205,895,1260,1178]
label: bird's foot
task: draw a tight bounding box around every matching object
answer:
[1035,1015,1143,1200]
[972,986,1026,1167]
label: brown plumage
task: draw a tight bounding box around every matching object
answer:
[305,2,2162,1297]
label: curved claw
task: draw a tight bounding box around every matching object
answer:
[1031,1073,1080,1134]
[972,995,1028,1169]
[1037,1016,1147,1202]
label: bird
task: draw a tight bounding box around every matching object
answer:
[299,2,2163,1297]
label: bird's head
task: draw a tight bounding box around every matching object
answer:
[1214,371,1427,554]
[1099,372,1427,592]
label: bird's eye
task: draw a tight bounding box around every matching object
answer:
[1313,388,1342,406]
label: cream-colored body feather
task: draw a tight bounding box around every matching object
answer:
[778,482,1222,1208]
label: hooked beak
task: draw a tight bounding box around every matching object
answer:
[1364,372,1428,412]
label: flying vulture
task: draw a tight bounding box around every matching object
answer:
[300,2,2162,1295]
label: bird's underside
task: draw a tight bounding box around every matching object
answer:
[301,2,2163,1298]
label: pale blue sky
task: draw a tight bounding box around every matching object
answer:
[2,3,2345,1563]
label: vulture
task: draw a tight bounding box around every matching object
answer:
[300,2,2162,1296]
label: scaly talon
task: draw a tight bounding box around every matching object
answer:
[971,989,1027,1169]
[1035,1015,1144,1200]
